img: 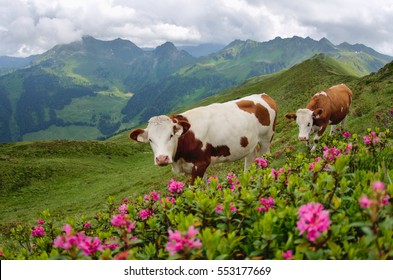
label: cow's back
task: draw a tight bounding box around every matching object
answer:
[308,84,352,125]
[181,94,276,162]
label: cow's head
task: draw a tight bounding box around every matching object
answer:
[285,108,323,141]
[129,115,190,166]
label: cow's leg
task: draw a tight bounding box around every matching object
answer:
[191,162,209,185]
[244,148,258,172]
[311,126,327,153]
[329,125,336,135]
[339,117,346,131]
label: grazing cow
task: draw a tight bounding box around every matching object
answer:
[285,83,352,152]
[130,94,277,184]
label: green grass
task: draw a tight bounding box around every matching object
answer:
[0,140,174,225]
[23,125,101,141]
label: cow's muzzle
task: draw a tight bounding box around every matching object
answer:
[298,136,308,141]
[156,155,170,166]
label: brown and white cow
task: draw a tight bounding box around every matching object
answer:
[130,94,277,184]
[285,83,352,152]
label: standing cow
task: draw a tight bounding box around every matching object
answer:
[285,83,352,152]
[130,94,277,184]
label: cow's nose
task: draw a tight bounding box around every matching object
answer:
[156,155,170,166]
[299,136,308,141]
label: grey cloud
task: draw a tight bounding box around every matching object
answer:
[1,0,393,57]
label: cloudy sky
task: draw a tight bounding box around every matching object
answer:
[1,0,393,57]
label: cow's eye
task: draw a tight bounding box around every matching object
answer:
[170,134,174,139]
[148,138,153,143]
[307,123,311,127]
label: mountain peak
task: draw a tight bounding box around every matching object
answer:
[155,42,177,52]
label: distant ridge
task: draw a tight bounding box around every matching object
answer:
[0,35,391,143]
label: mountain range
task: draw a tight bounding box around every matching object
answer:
[0,35,391,143]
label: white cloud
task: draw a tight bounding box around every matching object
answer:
[0,0,393,56]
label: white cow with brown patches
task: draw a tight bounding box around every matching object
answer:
[130,94,277,184]
[285,83,353,152]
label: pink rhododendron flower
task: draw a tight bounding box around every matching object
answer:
[111,214,136,233]
[215,204,223,214]
[150,191,160,201]
[309,157,322,172]
[229,202,237,213]
[139,209,154,220]
[282,250,293,259]
[31,226,45,237]
[271,168,284,179]
[78,236,103,256]
[342,131,351,138]
[258,197,275,212]
[323,146,342,161]
[103,237,120,250]
[359,194,373,209]
[227,172,240,191]
[37,219,45,225]
[167,179,185,193]
[345,143,353,154]
[53,224,103,256]
[372,181,385,191]
[296,202,331,242]
[144,191,161,201]
[255,157,268,168]
[166,196,176,204]
[363,136,372,145]
[53,224,79,250]
[207,176,218,184]
[165,226,202,256]
[119,204,128,214]
[381,195,390,206]
[84,222,92,229]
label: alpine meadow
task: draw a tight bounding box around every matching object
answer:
[0,36,392,260]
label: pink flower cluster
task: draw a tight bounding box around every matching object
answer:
[167,179,185,193]
[139,209,154,220]
[111,214,136,233]
[119,204,128,214]
[215,203,237,214]
[296,202,331,242]
[359,181,390,209]
[342,131,351,138]
[257,197,275,212]
[31,226,45,237]
[282,250,293,259]
[226,172,240,191]
[322,146,342,161]
[144,190,161,201]
[271,167,290,180]
[53,224,103,256]
[363,131,381,145]
[31,219,46,237]
[255,157,268,168]
[309,157,323,172]
[165,226,202,256]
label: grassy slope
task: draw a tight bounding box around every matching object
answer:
[1,55,392,226]
[0,140,174,224]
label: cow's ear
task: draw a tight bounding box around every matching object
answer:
[312,108,324,119]
[285,113,297,121]
[174,121,190,136]
[129,129,148,143]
